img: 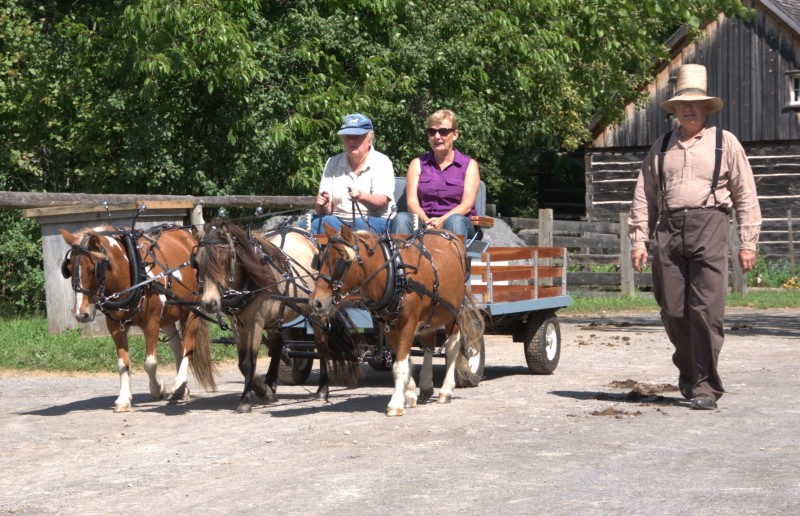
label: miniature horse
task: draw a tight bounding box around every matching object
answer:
[192,221,360,413]
[310,224,485,416]
[60,225,216,412]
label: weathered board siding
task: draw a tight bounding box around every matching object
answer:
[591,3,800,149]
[586,142,800,262]
[586,1,800,264]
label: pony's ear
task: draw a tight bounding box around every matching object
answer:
[323,223,338,238]
[340,224,355,244]
[86,234,108,262]
[60,228,79,246]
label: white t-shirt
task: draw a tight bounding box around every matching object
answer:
[318,148,395,221]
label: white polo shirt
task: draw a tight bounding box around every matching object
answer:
[318,148,395,222]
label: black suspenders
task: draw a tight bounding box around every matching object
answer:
[657,127,724,204]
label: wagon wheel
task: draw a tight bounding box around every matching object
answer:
[278,356,314,385]
[367,324,393,371]
[276,329,314,385]
[523,312,561,374]
[455,335,485,388]
[367,355,393,371]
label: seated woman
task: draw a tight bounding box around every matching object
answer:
[303,113,395,233]
[390,109,480,240]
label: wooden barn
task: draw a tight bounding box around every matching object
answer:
[586,0,800,263]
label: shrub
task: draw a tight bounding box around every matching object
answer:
[0,210,45,315]
[747,258,793,288]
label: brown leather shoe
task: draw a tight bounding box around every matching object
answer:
[691,394,717,410]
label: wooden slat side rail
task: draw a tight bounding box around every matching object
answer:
[470,265,563,282]
[470,215,494,228]
[472,285,563,303]
[480,246,565,261]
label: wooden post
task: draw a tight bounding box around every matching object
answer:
[619,212,634,296]
[730,209,747,296]
[789,209,795,276]
[538,209,553,247]
[538,209,553,287]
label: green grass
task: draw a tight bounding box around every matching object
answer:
[0,318,238,373]
[2,288,797,372]
[563,294,660,314]
[564,288,800,314]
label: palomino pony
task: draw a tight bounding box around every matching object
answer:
[310,224,485,416]
[60,224,216,412]
[192,221,360,413]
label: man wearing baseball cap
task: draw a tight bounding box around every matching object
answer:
[305,113,395,233]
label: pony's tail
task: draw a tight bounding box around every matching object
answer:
[318,313,363,386]
[458,293,485,357]
[455,293,485,387]
[189,315,218,391]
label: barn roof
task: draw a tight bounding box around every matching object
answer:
[589,0,800,148]
[766,0,800,33]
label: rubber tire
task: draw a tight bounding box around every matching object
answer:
[523,313,561,374]
[278,356,314,385]
[455,336,485,388]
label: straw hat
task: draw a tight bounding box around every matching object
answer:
[660,64,724,115]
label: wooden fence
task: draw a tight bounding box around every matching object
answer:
[500,209,770,296]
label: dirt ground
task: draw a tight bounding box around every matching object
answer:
[1,308,799,515]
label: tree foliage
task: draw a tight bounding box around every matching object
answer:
[2,0,750,199]
[0,0,751,312]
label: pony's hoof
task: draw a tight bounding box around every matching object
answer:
[114,403,131,413]
[404,397,418,408]
[418,388,434,403]
[437,393,453,404]
[169,384,189,401]
[235,403,253,414]
[315,392,329,403]
[386,407,405,417]
[252,378,270,400]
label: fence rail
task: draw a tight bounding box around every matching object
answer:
[500,209,780,296]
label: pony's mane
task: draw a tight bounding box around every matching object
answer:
[206,222,283,290]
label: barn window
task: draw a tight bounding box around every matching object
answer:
[789,71,800,107]
[793,76,800,105]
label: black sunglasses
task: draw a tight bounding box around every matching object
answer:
[426,127,455,137]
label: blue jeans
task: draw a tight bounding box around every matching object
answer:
[390,212,476,240]
[301,214,388,234]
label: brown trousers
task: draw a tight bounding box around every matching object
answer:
[652,208,729,400]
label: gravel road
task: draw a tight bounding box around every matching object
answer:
[1,309,798,515]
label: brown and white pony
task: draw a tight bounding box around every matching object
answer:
[310,225,485,416]
[192,221,360,413]
[60,225,216,412]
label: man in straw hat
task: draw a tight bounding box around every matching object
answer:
[628,64,762,410]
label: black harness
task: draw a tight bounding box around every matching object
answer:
[316,229,468,330]
[193,225,318,328]
[61,229,147,311]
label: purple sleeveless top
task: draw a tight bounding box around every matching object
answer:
[417,148,476,217]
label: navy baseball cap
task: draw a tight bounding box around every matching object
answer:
[337,113,373,135]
